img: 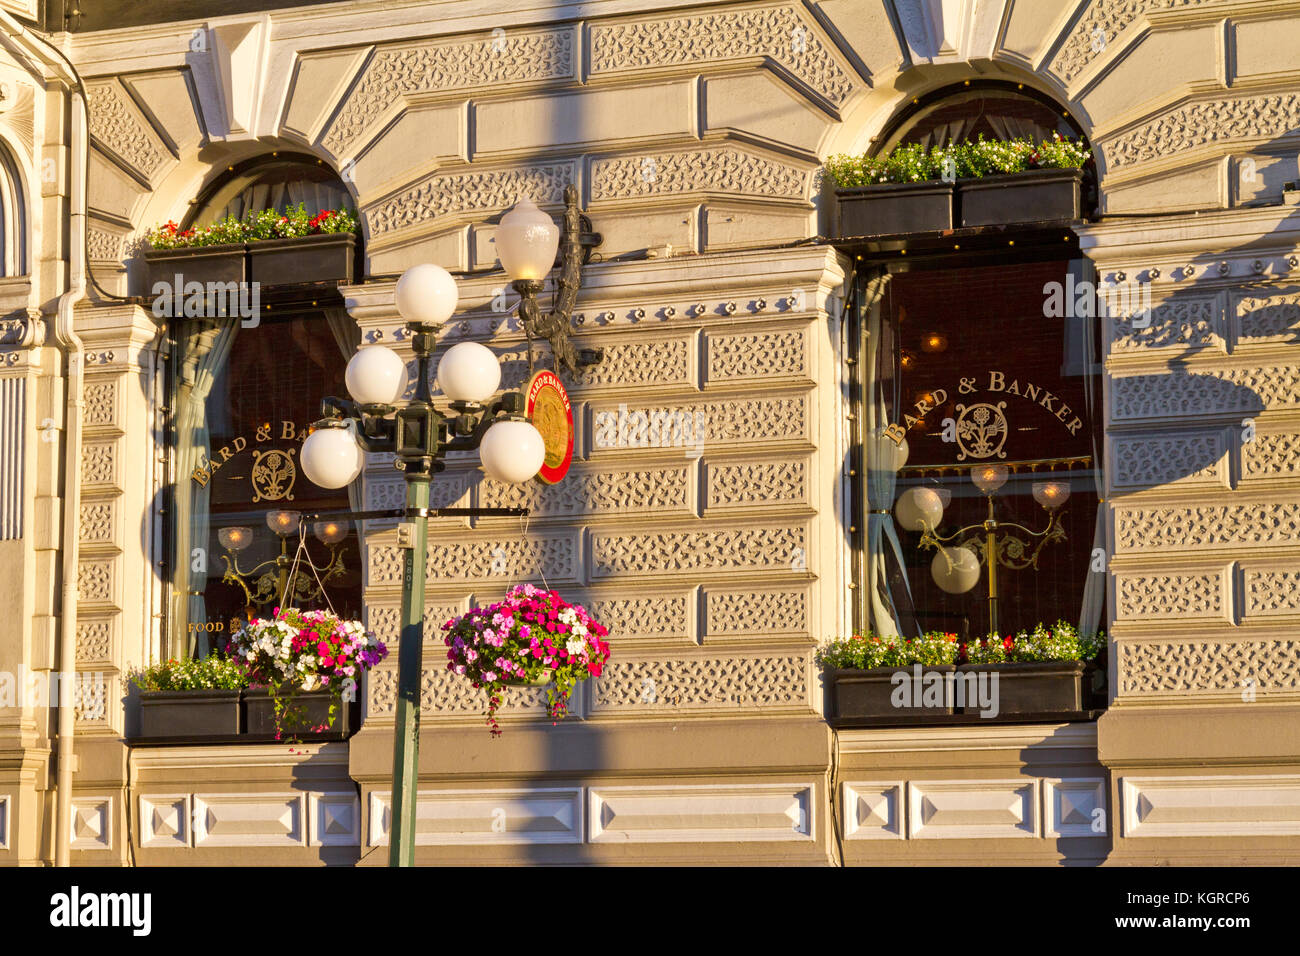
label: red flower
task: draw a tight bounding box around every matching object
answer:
[588,663,602,677]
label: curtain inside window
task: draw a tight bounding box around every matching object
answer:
[860,272,918,637]
[324,308,364,521]
[1078,265,1106,638]
[171,320,239,658]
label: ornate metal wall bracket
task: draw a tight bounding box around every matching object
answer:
[514,184,604,377]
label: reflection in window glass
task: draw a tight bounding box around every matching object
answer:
[859,259,1103,641]
[168,312,363,658]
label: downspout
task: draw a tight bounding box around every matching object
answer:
[52,81,88,869]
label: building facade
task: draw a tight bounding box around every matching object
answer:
[0,0,1298,865]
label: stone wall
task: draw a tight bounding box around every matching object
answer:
[3,0,1291,861]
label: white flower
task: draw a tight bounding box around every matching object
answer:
[565,638,585,656]
[302,674,319,691]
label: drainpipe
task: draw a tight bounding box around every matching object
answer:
[52,84,88,869]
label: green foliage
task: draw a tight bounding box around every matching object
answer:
[145,204,360,250]
[815,630,961,669]
[965,621,1106,664]
[128,655,248,691]
[824,133,1091,188]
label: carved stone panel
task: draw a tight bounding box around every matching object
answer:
[364,162,574,238]
[477,462,695,520]
[589,6,856,107]
[588,394,810,456]
[85,80,170,179]
[1233,289,1300,347]
[1114,502,1300,553]
[1050,0,1221,84]
[1118,639,1300,695]
[591,524,809,579]
[590,146,809,202]
[1111,432,1224,489]
[84,380,118,427]
[369,532,579,588]
[367,662,550,717]
[704,588,810,638]
[1242,568,1300,619]
[1104,92,1300,172]
[1242,430,1300,482]
[81,442,117,488]
[706,459,809,511]
[1113,569,1228,622]
[582,591,694,645]
[497,336,695,394]
[705,328,808,382]
[1111,366,1300,421]
[1108,296,1222,354]
[323,28,575,154]
[589,654,808,712]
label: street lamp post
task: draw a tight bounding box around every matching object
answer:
[301,266,545,866]
[298,188,601,866]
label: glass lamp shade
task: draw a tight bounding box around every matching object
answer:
[218,526,254,551]
[479,419,546,484]
[313,520,348,545]
[301,423,364,489]
[1032,481,1071,510]
[436,341,501,403]
[266,510,300,537]
[931,545,981,594]
[495,198,560,281]
[971,463,1009,495]
[869,426,909,473]
[345,346,409,406]
[894,486,944,532]
[394,263,459,326]
[932,486,953,509]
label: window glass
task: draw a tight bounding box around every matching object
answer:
[859,259,1103,642]
[167,311,363,657]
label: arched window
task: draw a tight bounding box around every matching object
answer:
[0,144,27,276]
[165,154,363,660]
[844,83,1106,663]
[185,153,351,229]
[875,82,1085,154]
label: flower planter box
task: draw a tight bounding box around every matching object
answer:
[143,243,248,291]
[957,660,1092,716]
[835,181,955,238]
[957,168,1083,228]
[137,689,242,739]
[248,233,356,286]
[829,664,958,722]
[242,688,361,740]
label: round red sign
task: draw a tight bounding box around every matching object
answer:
[525,370,574,484]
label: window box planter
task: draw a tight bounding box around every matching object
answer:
[835,181,955,238]
[137,689,242,739]
[248,232,356,286]
[142,243,247,290]
[242,688,361,740]
[957,168,1083,227]
[829,664,957,722]
[957,660,1093,715]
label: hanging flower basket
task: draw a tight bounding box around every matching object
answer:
[443,584,611,736]
[227,607,388,741]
